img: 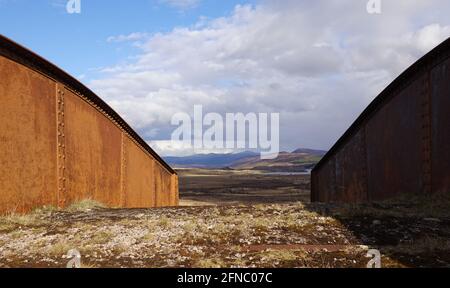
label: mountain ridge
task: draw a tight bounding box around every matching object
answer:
[164,148,327,171]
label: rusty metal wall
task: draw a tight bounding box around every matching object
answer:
[365,75,425,201]
[0,42,178,214]
[170,174,179,206]
[123,135,155,208]
[431,58,450,194]
[312,38,450,203]
[334,128,368,203]
[0,56,58,213]
[63,86,123,208]
[312,156,336,203]
[161,168,173,206]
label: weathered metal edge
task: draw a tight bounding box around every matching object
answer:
[0,34,176,175]
[313,37,450,173]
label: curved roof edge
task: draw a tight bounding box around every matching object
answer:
[313,37,450,173]
[0,34,176,175]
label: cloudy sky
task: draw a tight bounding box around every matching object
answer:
[1,0,450,156]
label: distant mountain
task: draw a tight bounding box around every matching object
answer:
[292,148,327,156]
[230,149,326,172]
[164,148,327,172]
[164,151,259,168]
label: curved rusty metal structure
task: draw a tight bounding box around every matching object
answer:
[0,35,178,214]
[312,38,450,203]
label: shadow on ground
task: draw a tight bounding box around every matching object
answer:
[308,199,450,268]
[179,168,450,268]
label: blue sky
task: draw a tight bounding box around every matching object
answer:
[0,0,254,80]
[1,1,450,156]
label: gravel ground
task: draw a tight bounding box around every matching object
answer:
[1,201,449,268]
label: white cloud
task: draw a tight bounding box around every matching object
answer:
[149,140,243,157]
[408,24,450,53]
[91,0,450,156]
[107,32,149,43]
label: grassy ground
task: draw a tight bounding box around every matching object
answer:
[178,168,310,205]
[0,204,372,268]
[0,170,449,268]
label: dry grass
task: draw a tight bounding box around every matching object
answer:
[48,241,74,257]
[259,249,302,262]
[91,231,113,245]
[195,258,225,268]
[0,213,47,232]
[66,199,106,212]
[158,216,172,229]
[1,196,449,268]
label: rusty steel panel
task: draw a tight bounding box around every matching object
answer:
[365,75,425,201]
[312,38,450,203]
[170,174,179,206]
[154,163,164,207]
[431,58,450,194]
[310,171,319,202]
[313,156,336,203]
[123,136,156,208]
[334,128,368,203]
[0,35,178,214]
[0,56,58,213]
[161,168,172,206]
[64,88,123,207]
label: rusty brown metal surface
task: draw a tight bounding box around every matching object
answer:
[162,168,173,206]
[0,56,58,213]
[334,128,368,203]
[312,38,450,203]
[366,74,425,201]
[64,86,123,207]
[312,156,336,203]
[0,36,178,214]
[431,58,450,194]
[123,136,155,208]
[0,34,174,174]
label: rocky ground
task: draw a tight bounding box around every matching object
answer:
[0,198,449,268]
[1,170,449,268]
